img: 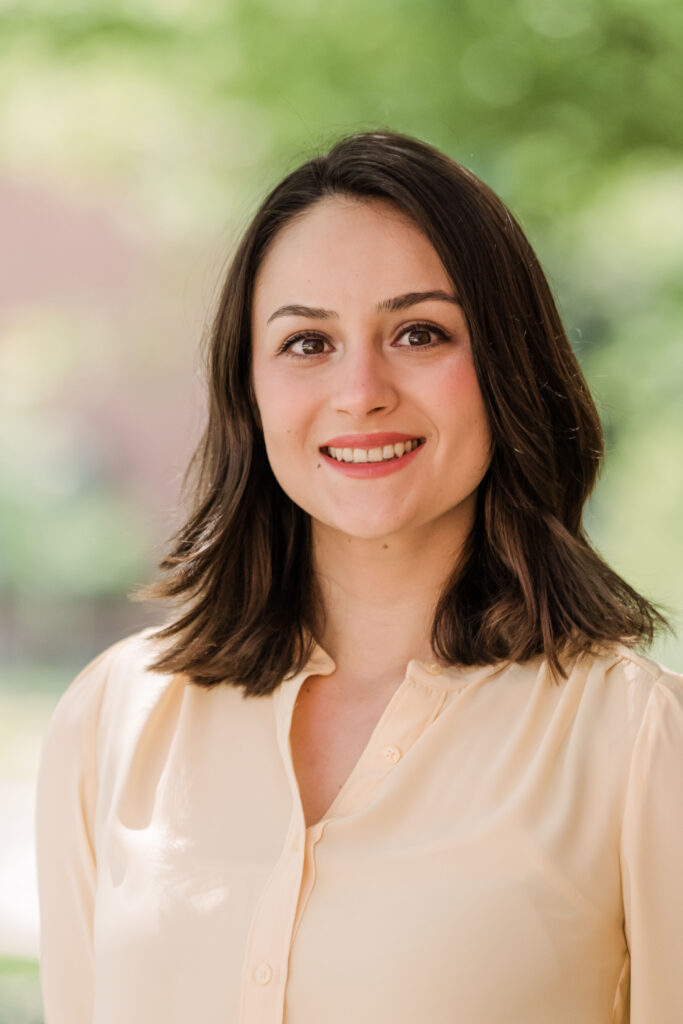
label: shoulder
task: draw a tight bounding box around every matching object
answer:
[582,644,682,697]
[37,628,198,839]
[41,627,181,760]
[495,645,683,762]
[50,626,172,707]
[562,643,683,743]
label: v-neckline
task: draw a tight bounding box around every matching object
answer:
[295,672,413,831]
[274,643,497,834]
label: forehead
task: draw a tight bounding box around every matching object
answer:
[251,196,451,323]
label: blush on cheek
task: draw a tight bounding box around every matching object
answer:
[431,353,486,412]
[451,351,480,388]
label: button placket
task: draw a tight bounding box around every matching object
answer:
[289,822,328,948]
[239,663,336,1024]
[238,821,307,1023]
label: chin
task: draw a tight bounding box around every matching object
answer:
[315,515,412,542]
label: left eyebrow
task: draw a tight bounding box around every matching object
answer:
[376,290,461,314]
[266,290,461,325]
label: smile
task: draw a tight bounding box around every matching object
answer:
[319,438,426,479]
[320,438,425,463]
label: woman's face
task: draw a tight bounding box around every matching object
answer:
[250,196,492,544]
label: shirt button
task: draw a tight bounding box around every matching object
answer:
[253,963,273,985]
[423,661,443,675]
[382,744,402,764]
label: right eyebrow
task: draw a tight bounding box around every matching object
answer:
[267,304,337,324]
[266,290,461,325]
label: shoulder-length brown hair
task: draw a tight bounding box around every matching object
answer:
[137,128,668,694]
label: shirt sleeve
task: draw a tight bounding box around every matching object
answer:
[34,645,114,1024]
[620,670,683,1023]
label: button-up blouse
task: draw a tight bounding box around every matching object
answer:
[35,629,683,1023]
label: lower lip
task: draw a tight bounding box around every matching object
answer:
[319,441,426,478]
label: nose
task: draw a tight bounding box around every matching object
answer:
[332,342,399,418]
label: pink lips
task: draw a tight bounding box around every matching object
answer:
[319,436,426,478]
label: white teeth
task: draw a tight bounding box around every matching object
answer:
[324,439,422,463]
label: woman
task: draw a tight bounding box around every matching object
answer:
[36,129,683,1023]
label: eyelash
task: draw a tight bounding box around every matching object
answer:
[277,321,451,359]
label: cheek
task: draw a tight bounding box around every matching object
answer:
[437,349,481,398]
[254,369,303,442]
[256,385,313,477]
[253,357,316,420]
[431,355,491,443]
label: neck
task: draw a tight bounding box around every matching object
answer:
[311,510,471,692]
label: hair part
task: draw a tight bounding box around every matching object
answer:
[134,128,670,694]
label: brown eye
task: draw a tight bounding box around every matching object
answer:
[395,322,450,350]
[280,333,330,357]
[299,337,326,355]
[406,328,433,347]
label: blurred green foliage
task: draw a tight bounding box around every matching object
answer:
[0,958,42,1024]
[0,0,681,666]
[2,0,681,230]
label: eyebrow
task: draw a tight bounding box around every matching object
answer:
[266,290,460,324]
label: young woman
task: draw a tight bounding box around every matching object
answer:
[36,129,683,1024]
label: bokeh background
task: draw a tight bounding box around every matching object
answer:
[1,0,682,1018]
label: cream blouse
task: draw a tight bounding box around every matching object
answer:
[35,629,683,1023]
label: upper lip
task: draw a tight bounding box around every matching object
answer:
[320,432,425,449]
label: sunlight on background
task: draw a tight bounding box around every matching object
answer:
[1,0,681,1018]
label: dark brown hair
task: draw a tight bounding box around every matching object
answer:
[137,128,669,694]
